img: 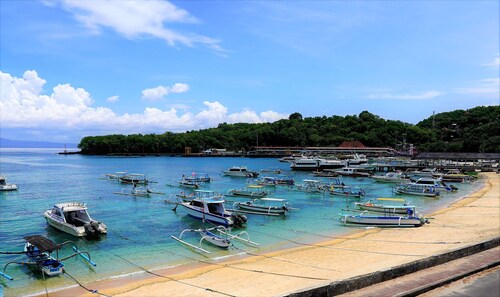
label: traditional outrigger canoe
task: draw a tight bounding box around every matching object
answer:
[171,226,258,254]
[227,185,268,198]
[394,184,441,197]
[354,198,415,215]
[233,198,291,216]
[339,206,429,227]
[0,235,96,280]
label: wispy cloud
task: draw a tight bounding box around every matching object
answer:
[483,56,500,67]
[106,95,119,103]
[455,78,500,94]
[141,83,189,101]
[0,70,287,135]
[46,0,225,53]
[365,90,443,100]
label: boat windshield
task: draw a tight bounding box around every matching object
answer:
[65,210,91,226]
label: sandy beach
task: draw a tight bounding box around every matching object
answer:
[49,172,499,297]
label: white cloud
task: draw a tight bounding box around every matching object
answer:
[455,78,500,94]
[0,70,287,138]
[49,0,224,53]
[141,82,189,101]
[365,90,443,100]
[483,56,500,67]
[107,95,119,103]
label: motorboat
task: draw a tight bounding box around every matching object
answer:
[222,166,259,177]
[44,202,107,238]
[339,206,428,227]
[406,168,437,178]
[433,169,472,183]
[114,187,152,197]
[290,157,344,171]
[253,176,279,187]
[233,198,291,216]
[177,178,200,189]
[227,185,268,198]
[0,235,96,280]
[275,175,295,185]
[177,191,247,227]
[334,167,372,178]
[371,172,410,183]
[312,170,339,177]
[410,177,457,191]
[0,176,17,191]
[394,184,440,197]
[354,198,415,215]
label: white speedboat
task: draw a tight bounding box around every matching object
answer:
[339,206,428,227]
[178,191,247,227]
[222,166,259,177]
[371,172,410,183]
[0,176,17,191]
[290,157,344,171]
[410,177,457,191]
[44,202,107,238]
[334,167,372,178]
[394,184,440,197]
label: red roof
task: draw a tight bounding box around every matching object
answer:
[338,141,366,148]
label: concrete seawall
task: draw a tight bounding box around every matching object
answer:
[287,237,500,297]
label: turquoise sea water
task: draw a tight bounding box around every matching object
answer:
[0,149,484,296]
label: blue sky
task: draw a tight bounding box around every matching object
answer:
[1,0,498,143]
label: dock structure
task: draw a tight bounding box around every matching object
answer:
[247,146,396,158]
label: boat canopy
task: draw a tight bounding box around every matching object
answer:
[24,235,60,253]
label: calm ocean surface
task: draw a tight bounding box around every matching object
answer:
[0,148,484,296]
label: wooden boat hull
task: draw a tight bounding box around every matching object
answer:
[236,203,287,215]
[227,190,267,198]
[354,203,412,214]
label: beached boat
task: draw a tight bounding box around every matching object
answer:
[329,185,365,198]
[227,185,268,198]
[222,166,259,177]
[339,207,428,227]
[371,172,410,183]
[354,198,415,215]
[233,198,291,216]
[172,225,258,254]
[394,184,440,197]
[176,191,247,227]
[44,202,107,238]
[120,173,149,184]
[0,176,17,191]
[0,235,96,280]
[334,167,372,178]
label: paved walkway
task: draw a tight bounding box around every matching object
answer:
[338,246,500,297]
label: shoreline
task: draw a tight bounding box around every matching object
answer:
[38,172,499,297]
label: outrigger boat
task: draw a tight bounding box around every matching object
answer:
[44,202,107,238]
[120,173,149,185]
[104,171,127,180]
[114,187,152,197]
[227,185,268,198]
[184,173,211,183]
[171,225,258,254]
[0,235,96,280]
[394,184,440,197]
[222,166,259,178]
[329,185,365,198]
[294,179,324,193]
[177,178,200,189]
[433,169,472,183]
[339,206,429,227]
[233,198,291,216]
[354,198,415,215]
[371,172,410,183]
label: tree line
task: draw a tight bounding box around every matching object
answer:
[78,106,500,155]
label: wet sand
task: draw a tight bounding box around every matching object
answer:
[49,172,499,297]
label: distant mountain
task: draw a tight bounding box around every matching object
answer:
[0,137,78,149]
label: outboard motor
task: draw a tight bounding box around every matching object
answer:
[231,214,247,228]
[84,222,100,239]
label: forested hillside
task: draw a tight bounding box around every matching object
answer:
[78,106,499,154]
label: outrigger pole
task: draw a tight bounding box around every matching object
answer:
[72,246,97,267]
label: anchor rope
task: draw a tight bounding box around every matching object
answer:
[64,271,111,297]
